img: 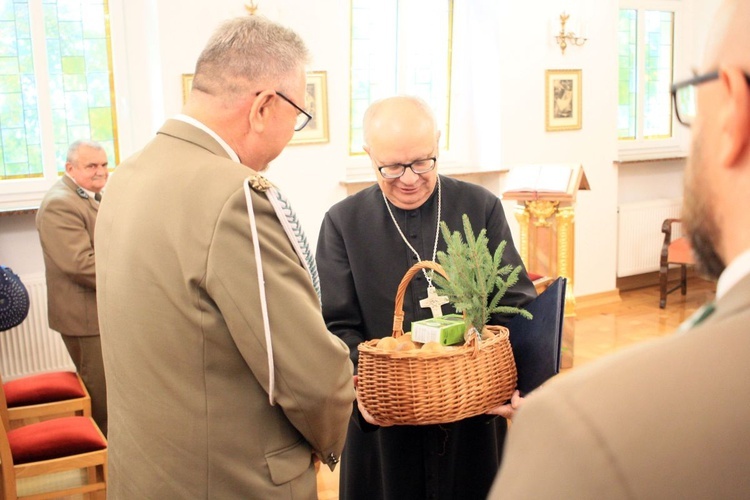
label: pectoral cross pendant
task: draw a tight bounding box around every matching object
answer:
[420,286,449,318]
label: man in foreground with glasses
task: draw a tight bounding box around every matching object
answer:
[95,16,354,498]
[316,95,536,500]
[489,0,750,497]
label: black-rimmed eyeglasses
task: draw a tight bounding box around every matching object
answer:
[671,71,750,127]
[275,91,313,131]
[377,157,437,179]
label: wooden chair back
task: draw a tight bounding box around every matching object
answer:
[0,373,12,435]
[660,218,696,308]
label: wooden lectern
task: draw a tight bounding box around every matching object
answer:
[502,164,590,369]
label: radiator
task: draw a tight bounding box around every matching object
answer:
[617,198,683,277]
[0,273,75,381]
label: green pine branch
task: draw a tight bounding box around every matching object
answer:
[433,214,532,334]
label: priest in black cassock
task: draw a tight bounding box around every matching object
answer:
[316,95,537,500]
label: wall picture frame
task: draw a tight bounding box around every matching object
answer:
[290,71,329,145]
[545,69,582,132]
[182,73,194,104]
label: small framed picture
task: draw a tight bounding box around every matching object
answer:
[182,73,194,104]
[545,69,582,132]
[290,71,329,145]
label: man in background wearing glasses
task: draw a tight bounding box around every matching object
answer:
[316,95,536,500]
[489,0,750,497]
[95,16,353,498]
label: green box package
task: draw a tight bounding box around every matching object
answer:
[411,314,466,345]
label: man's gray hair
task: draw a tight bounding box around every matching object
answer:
[67,140,105,163]
[193,16,309,98]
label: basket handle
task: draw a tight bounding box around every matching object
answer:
[392,260,449,337]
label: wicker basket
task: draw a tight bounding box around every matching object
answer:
[357,261,517,425]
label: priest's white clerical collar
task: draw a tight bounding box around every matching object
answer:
[173,114,240,163]
[65,173,99,201]
[716,248,750,301]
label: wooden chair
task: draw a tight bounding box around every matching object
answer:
[660,218,695,308]
[3,372,91,429]
[0,374,106,500]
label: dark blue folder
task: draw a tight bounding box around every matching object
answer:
[508,277,567,395]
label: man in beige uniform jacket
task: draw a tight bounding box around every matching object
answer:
[96,17,354,498]
[490,1,750,498]
[36,140,109,435]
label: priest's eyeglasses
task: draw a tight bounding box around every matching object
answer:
[671,71,750,127]
[275,91,313,131]
[377,157,437,179]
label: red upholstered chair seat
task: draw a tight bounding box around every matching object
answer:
[527,272,556,294]
[3,371,86,407]
[667,236,694,265]
[0,372,107,498]
[527,272,544,281]
[7,416,106,465]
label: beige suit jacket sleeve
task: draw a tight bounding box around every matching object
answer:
[206,186,355,467]
[488,388,631,499]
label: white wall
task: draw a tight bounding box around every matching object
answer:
[0,213,42,276]
[110,0,354,263]
[496,0,620,295]
[0,0,723,298]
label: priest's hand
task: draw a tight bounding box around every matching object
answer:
[487,390,524,420]
[353,375,393,427]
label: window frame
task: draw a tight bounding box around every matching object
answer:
[347,0,455,180]
[618,0,691,162]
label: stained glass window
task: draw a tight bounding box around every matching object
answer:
[0,0,41,178]
[617,6,675,142]
[617,10,637,140]
[642,10,673,139]
[0,0,117,180]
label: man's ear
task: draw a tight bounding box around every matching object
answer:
[64,161,73,174]
[718,67,750,168]
[249,91,275,133]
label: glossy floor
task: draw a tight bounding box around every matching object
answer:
[316,277,717,499]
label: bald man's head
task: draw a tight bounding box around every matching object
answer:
[362,96,439,150]
[682,0,750,279]
[362,96,442,210]
[702,0,750,71]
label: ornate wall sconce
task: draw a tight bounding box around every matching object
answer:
[555,12,587,55]
[245,1,258,15]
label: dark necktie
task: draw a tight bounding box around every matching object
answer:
[94,192,102,202]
